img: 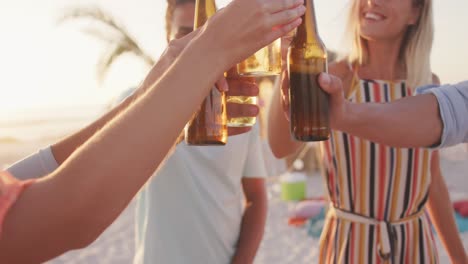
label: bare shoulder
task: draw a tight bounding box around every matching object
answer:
[432,73,441,85]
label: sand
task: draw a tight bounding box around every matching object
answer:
[2,140,467,264]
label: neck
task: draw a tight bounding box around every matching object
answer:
[294,0,319,44]
[359,37,406,81]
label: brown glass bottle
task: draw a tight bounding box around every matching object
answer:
[185,0,227,145]
[288,0,329,142]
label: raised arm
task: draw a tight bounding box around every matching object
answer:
[0,0,305,262]
[318,73,443,148]
[268,36,305,158]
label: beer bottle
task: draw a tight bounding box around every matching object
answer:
[288,0,329,142]
[185,0,228,145]
[225,68,258,127]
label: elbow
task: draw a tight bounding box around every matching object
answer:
[268,137,290,159]
[272,147,291,159]
[64,225,100,251]
[0,221,101,263]
[267,125,291,158]
[66,216,107,251]
[72,231,100,250]
[268,135,295,159]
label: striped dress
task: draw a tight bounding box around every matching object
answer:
[318,78,439,263]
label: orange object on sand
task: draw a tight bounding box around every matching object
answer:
[454,200,468,217]
[288,217,308,227]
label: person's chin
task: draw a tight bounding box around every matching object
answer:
[360,31,387,42]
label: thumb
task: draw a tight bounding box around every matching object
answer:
[318,73,343,96]
[216,76,229,92]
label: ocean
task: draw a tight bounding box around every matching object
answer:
[0,105,106,143]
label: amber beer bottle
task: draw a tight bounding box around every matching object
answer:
[185,0,227,145]
[288,0,329,142]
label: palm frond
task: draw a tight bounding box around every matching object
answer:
[96,44,129,83]
[58,6,118,29]
[80,27,125,45]
[58,6,155,82]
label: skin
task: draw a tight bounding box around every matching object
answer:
[171,2,260,137]
[0,0,306,262]
[269,0,468,262]
[167,4,268,264]
[316,73,442,149]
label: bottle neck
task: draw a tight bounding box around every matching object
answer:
[194,0,216,28]
[294,0,320,44]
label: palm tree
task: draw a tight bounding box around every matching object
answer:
[58,6,155,84]
[59,6,339,85]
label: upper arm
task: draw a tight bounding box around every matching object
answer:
[241,178,267,203]
[244,125,268,177]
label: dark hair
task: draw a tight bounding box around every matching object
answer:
[166,0,196,42]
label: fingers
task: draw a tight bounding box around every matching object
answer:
[281,34,294,62]
[227,103,259,118]
[225,67,239,78]
[265,18,302,45]
[279,69,291,121]
[216,77,229,92]
[228,127,252,136]
[262,0,304,14]
[318,73,344,95]
[280,69,290,101]
[268,5,305,29]
[226,79,259,96]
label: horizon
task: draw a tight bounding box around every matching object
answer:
[0,0,467,115]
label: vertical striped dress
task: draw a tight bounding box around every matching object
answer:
[318,78,439,263]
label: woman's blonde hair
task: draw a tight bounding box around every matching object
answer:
[345,0,434,88]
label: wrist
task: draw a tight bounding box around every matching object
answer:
[336,100,356,132]
[195,27,232,74]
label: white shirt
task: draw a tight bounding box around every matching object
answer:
[133,124,267,264]
[7,146,59,180]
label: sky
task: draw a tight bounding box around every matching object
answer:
[0,0,467,115]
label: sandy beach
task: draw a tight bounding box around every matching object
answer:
[2,139,467,264]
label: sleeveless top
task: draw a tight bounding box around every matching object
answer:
[318,72,439,263]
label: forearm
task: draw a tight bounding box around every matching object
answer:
[7,97,140,180]
[427,171,467,263]
[51,57,172,165]
[231,196,267,264]
[0,35,223,263]
[268,88,303,158]
[51,93,138,164]
[341,94,441,148]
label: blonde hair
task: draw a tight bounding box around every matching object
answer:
[345,0,434,88]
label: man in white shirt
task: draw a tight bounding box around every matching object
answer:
[133,1,268,263]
